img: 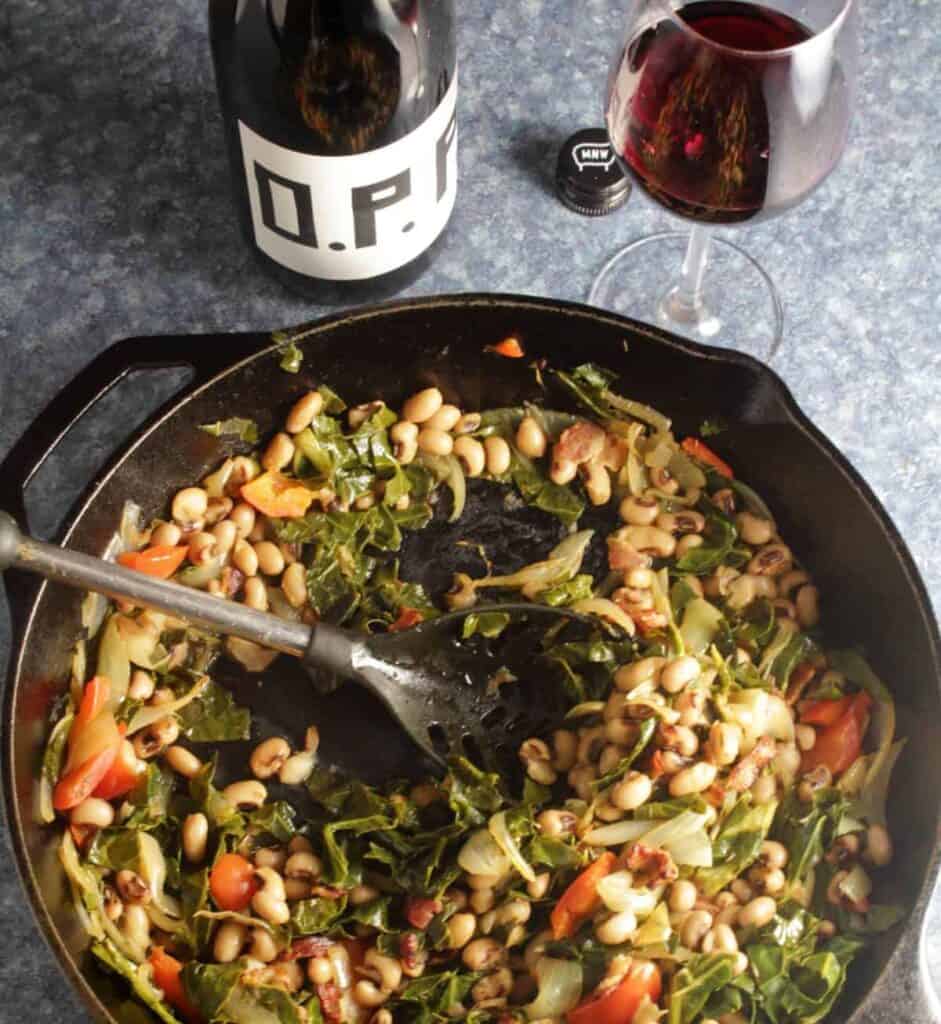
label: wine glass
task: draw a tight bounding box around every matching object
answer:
[589,0,858,359]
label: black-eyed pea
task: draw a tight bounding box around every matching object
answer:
[567,764,598,801]
[595,910,637,945]
[214,921,248,963]
[417,427,453,456]
[402,387,443,424]
[595,797,626,822]
[736,511,775,546]
[263,432,295,472]
[471,967,514,1004]
[676,532,705,559]
[516,416,547,458]
[668,879,698,913]
[285,390,324,434]
[254,847,287,871]
[582,462,612,506]
[188,531,217,566]
[243,576,268,611]
[751,773,778,805]
[223,780,267,809]
[445,912,477,949]
[453,435,485,476]
[619,495,659,526]
[279,750,316,785]
[232,539,259,577]
[747,542,793,577]
[527,873,550,900]
[254,540,285,576]
[229,502,256,539]
[661,655,700,694]
[726,573,777,610]
[550,457,577,485]
[701,923,738,955]
[211,519,238,555]
[205,496,233,526]
[352,980,389,1009]
[249,928,278,963]
[165,745,203,779]
[128,670,155,702]
[454,412,481,435]
[598,743,625,776]
[738,896,777,928]
[348,401,385,429]
[537,809,578,838]
[70,797,115,829]
[610,771,653,812]
[252,867,290,925]
[308,957,334,985]
[614,656,665,692]
[462,937,506,971]
[425,403,462,432]
[133,717,179,759]
[795,585,820,628]
[680,909,713,950]
[282,562,308,608]
[150,522,182,547]
[777,569,810,598]
[669,761,718,797]
[250,737,291,779]
[470,887,495,914]
[182,812,209,863]
[466,872,501,891]
[730,879,754,904]
[391,420,419,448]
[172,487,208,528]
[483,436,511,476]
[621,524,676,558]
[707,722,741,766]
[363,948,402,993]
[864,824,893,867]
[285,850,322,883]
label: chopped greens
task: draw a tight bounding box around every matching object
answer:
[45,364,907,1024]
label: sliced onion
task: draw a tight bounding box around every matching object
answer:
[640,810,710,849]
[472,530,593,598]
[596,872,660,918]
[525,957,583,1020]
[421,453,466,522]
[115,614,164,669]
[667,451,707,491]
[571,598,636,636]
[666,831,713,868]
[177,554,226,590]
[726,690,795,752]
[564,701,606,720]
[96,615,131,709]
[489,811,536,882]
[584,820,652,847]
[603,391,672,433]
[327,943,353,989]
[631,901,672,948]
[680,598,725,655]
[195,909,275,932]
[126,675,209,736]
[202,458,236,498]
[138,832,180,918]
[839,864,873,904]
[458,828,511,878]
[225,636,280,673]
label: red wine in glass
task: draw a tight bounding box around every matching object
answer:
[608,0,852,224]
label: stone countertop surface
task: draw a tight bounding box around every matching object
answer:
[1,0,939,1018]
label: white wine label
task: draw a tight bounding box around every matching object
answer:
[238,75,457,281]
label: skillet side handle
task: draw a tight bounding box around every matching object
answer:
[0,332,268,643]
[0,333,268,527]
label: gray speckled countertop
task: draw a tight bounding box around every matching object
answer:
[1,0,939,1019]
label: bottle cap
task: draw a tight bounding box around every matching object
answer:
[555,128,631,216]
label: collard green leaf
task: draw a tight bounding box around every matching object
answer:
[277,340,304,374]
[189,760,241,830]
[675,513,737,574]
[198,418,259,444]
[290,895,349,934]
[91,941,181,1024]
[246,801,297,844]
[668,954,737,1024]
[509,449,584,526]
[528,835,579,869]
[696,797,778,895]
[539,574,595,607]
[460,611,511,639]
[184,962,306,1024]
[772,787,849,886]
[593,717,657,791]
[179,680,251,742]
[447,757,506,826]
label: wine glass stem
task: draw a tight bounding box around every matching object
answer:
[663,223,712,322]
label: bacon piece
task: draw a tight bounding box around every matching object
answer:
[599,433,629,472]
[404,896,443,930]
[316,983,342,1024]
[726,735,777,793]
[556,421,606,464]
[608,530,651,572]
[786,660,817,705]
[622,842,678,887]
[278,936,334,962]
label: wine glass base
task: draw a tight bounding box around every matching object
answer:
[589,231,784,362]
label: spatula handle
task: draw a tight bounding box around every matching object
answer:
[0,512,312,657]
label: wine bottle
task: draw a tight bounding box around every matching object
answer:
[209,0,458,299]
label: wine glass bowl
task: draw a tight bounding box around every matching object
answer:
[591,0,858,358]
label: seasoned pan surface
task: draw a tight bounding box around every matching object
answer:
[3,295,940,1022]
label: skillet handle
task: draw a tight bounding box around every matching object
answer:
[0,333,269,644]
[0,333,268,527]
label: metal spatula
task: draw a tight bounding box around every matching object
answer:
[0,512,588,769]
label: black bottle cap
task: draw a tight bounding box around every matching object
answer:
[556,128,631,216]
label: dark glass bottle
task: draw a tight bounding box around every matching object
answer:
[209,0,457,301]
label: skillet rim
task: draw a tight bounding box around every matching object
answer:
[3,291,940,1023]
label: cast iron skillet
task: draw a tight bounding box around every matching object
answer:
[2,295,939,1023]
